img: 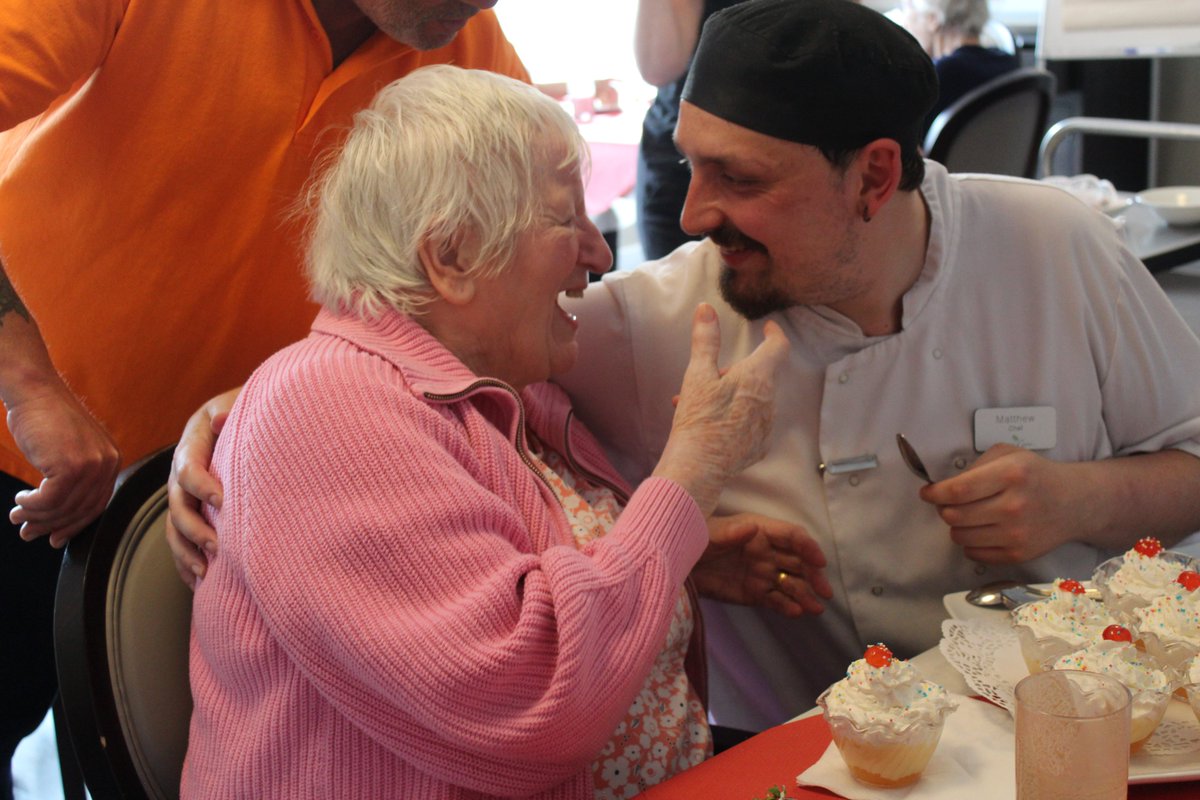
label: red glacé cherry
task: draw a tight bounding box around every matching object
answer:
[1178,571,1200,592]
[864,644,893,668]
[1134,537,1164,557]
[1102,624,1133,642]
[1058,579,1086,595]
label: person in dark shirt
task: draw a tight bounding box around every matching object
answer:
[899,0,1020,135]
[634,0,746,260]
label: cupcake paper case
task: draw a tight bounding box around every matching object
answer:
[1183,655,1200,726]
[1133,570,1200,672]
[1011,578,1114,673]
[818,644,957,788]
[1053,634,1174,752]
[1093,537,1200,625]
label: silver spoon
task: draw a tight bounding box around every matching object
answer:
[896,433,933,484]
[964,580,1049,608]
[965,580,1100,608]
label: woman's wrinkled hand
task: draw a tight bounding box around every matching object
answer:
[653,303,789,516]
[166,387,238,588]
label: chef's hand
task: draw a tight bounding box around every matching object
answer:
[165,387,239,588]
[692,513,832,617]
[919,444,1082,564]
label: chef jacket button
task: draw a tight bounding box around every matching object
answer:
[932,348,943,359]
[838,371,850,384]
[871,586,884,596]
[849,475,860,487]
[975,564,988,575]
[954,457,967,470]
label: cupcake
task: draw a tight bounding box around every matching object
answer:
[1052,625,1175,753]
[1011,578,1114,674]
[1133,569,1200,672]
[1093,537,1200,624]
[817,644,957,788]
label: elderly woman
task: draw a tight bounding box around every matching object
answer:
[180,65,798,799]
[898,0,1020,134]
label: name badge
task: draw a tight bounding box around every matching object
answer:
[973,406,1056,452]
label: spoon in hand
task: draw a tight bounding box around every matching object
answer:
[896,433,933,484]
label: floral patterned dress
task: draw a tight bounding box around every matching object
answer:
[526,435,712,799]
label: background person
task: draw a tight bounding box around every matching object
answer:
[897,0,1020,135]
[558,0,1200,731]
[633,0,745,260]
[0,1,525,795]
[183,65,797,798]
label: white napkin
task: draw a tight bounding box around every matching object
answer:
[796,696,1015,800]
[1040,174,1124,214]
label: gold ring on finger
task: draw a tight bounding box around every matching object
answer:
[776,570,789,590]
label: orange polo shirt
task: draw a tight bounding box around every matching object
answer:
[0,0,528,486]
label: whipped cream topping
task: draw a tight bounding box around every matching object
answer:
[1100,550,1197,601]
[1011,580,1112,646]
[1134,587,1200,648]
[820,655,957,732]
[1053,640,1174,695]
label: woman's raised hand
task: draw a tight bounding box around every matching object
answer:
[652,303,789,516]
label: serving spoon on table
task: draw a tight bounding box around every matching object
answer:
[964,580,1101,608]
[964,580,1049,608]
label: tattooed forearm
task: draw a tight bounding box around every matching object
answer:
[0,267,33,327]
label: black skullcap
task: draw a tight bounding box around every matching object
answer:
[682,0,938,153]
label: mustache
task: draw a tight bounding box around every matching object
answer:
[706,224,766,253]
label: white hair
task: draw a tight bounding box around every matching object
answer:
[305,65,587,318]
[924,0,991,37]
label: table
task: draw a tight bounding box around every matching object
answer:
[1038,117,1200,273]
[641,647,1200,799]
[1119,201,1200,274]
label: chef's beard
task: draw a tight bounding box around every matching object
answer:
[709,224,792,321]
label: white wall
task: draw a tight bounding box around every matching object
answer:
[494,1,644,85]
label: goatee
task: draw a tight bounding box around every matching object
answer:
[718,265,793,320]
[708,224,789,319]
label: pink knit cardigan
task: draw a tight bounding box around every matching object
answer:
[182,308,709,799]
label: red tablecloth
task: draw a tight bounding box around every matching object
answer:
[640,714,1200,799]
[583,140,637,218]
[640,716,837,799]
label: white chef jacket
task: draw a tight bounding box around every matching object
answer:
[558,161,1200,731]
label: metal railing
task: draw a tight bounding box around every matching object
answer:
[1038,117,1200,178]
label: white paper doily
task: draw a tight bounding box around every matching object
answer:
[939,617,1022,711]
[939,617,1200,757]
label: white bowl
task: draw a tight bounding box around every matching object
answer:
[1134,186,1200,227]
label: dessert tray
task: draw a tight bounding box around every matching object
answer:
[942,587,1200,784]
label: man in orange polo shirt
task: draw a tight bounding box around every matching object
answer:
[0,1,526,794]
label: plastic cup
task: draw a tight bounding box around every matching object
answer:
[1015,670,1131,800]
